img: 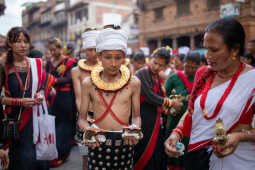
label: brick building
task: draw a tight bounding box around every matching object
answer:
[22,1,54,51]
[22,0,139,53]
[137,0,255,54]
[67,0,138,53]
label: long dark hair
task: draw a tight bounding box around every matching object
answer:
[5,27,30,64]
[204,17,245,56]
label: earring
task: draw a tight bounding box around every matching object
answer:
[231,54,237,61]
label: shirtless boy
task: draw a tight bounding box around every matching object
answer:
[78,28,142,170]
[71,29,100,170]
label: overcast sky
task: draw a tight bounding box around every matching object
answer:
[0,0,46,36]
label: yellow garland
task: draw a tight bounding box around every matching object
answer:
[91,65,130,91]
[124,58,130,66]
[78,59,101,72]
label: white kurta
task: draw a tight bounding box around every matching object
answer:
[189,69,255,170]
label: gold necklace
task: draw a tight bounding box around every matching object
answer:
[78,59,100,72]
[91,65,131,92]
[124,58,130,66]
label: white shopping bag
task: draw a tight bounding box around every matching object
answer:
[36,99,58,160]
[29,58,58,160]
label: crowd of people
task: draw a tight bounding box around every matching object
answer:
[0,17,254,170]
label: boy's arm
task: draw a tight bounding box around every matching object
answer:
[78,77,91,131]
[131,76,141,128]
[71,67,82,112]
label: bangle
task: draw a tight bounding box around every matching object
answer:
[11,98,22,106]
[172,128,184,139]
[11,98,16,106]
[162,98,167,108]
[168,99,173,107]
[163,98,173,107]
[163,98,168,106]
[18,98,23,106]
[176,126,184,132]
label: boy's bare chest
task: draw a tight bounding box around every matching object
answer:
[90,85,132,105]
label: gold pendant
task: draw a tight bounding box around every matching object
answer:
[91,65,131,92]
[124,58,130,66]
[57,64,66,74]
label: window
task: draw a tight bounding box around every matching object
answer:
[75,8,88,22]
[56,11,65,23]
[83,8,88,20]
[207,0,220,10]
[75,10,82,22]
[176,0,190,17]
[134,13,139,24]
[154,7,164,21]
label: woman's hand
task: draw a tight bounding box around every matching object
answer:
[50,87,56,96]
[213,133,240,158]
[0,149,9,169]
[83,127,102,149]
[34,92,43,104]
[164,132,181,158]
[78,119,100,149]
[172,98,184,113]
[21,98,40,107]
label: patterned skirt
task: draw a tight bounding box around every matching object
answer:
[88,131,134,170]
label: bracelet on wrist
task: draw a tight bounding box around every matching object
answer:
[173,126,184,138]
[176,126,184,132]
[163,98,173,107]
[172,128,184,139]
[163,98,168,106]
[172,129,182,139]
[11,98,22,106]
[168,99,173,107]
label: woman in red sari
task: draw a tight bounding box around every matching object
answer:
[134,47,183,170]
[165,18,255,170]
[46,38,76,167]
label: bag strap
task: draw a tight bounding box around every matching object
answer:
[17,61,29,121]
[18,71,28,121]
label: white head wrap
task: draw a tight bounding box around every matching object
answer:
[96,28,128,55]
[82,30,99,49]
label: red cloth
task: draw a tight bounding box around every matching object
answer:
[168,165,184,170]
[176,70,193,94]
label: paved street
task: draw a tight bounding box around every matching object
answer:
[52,146,82,170]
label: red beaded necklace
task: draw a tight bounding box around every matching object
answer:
[200,63,245,120]
[13,59,30,91]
